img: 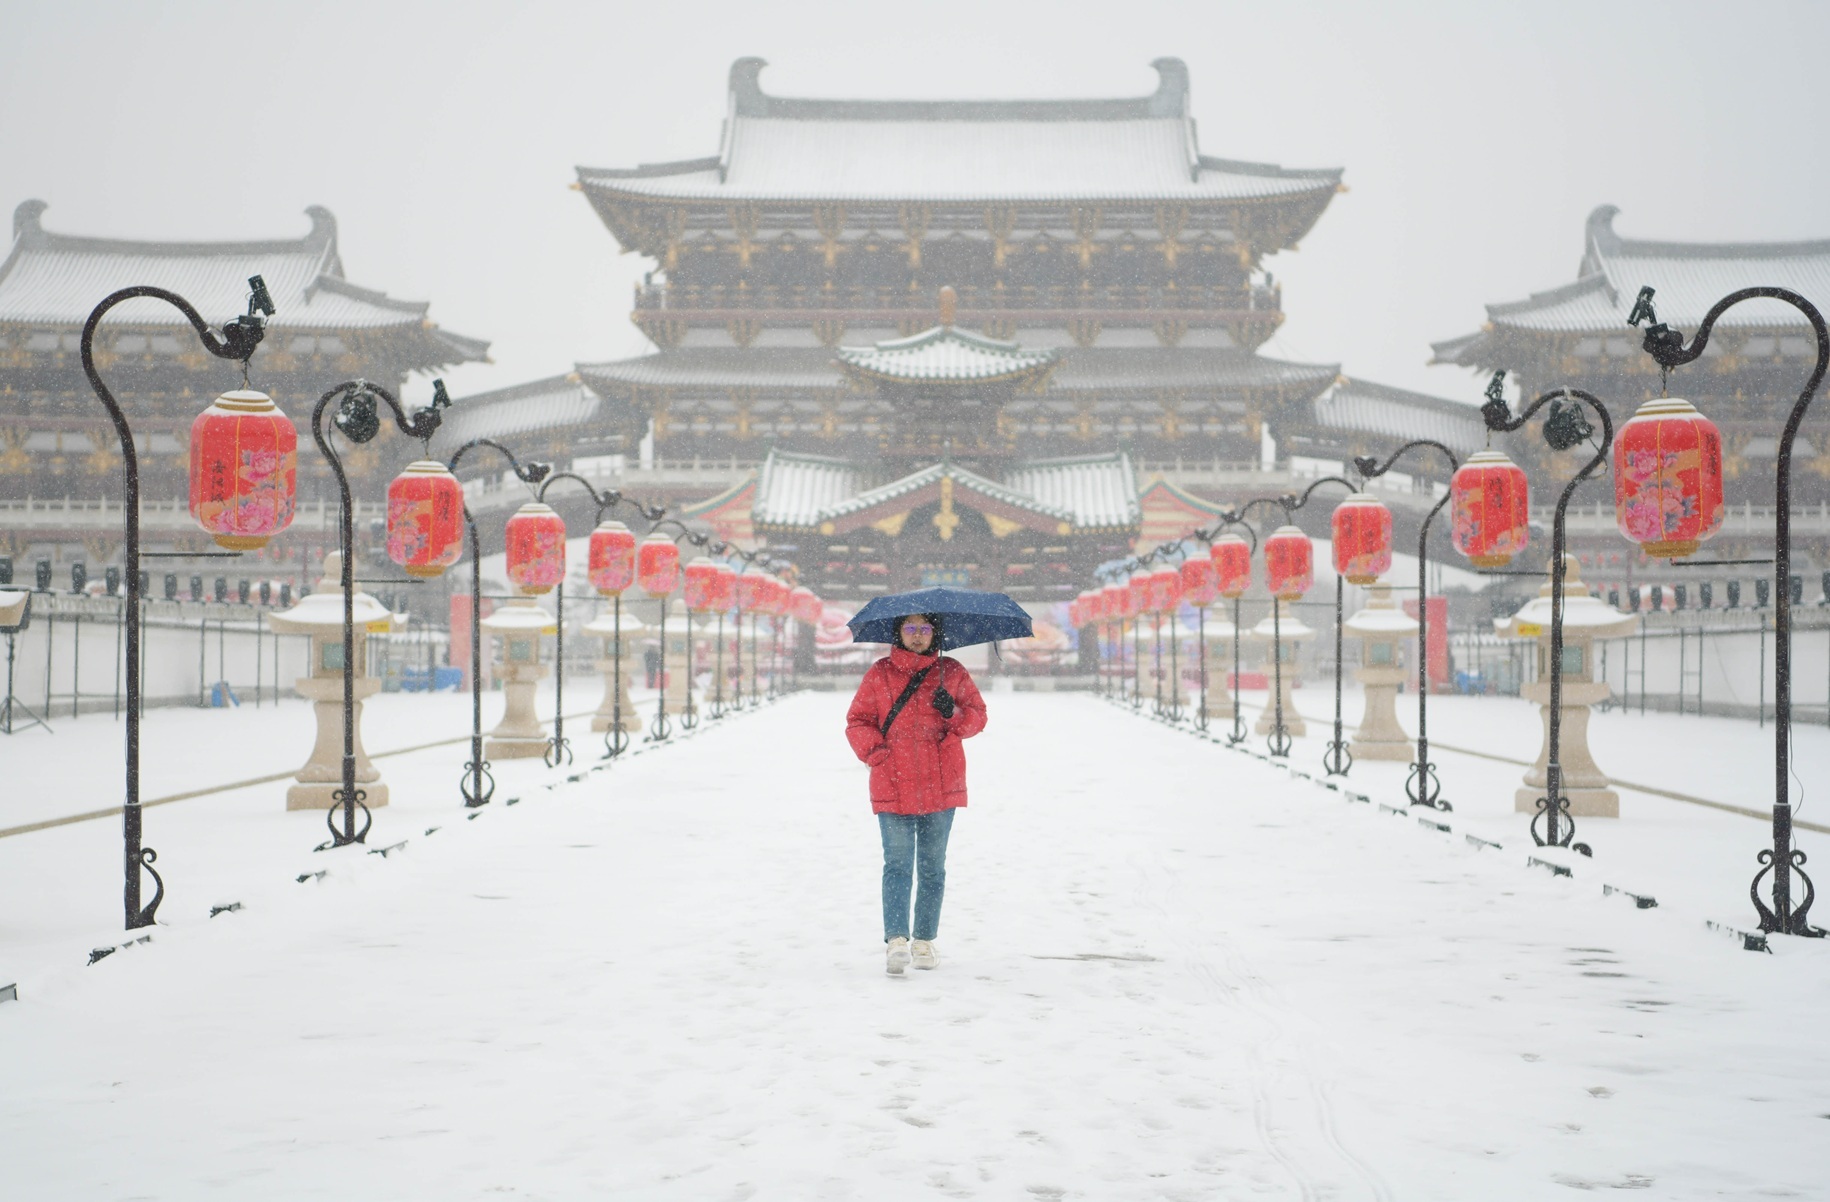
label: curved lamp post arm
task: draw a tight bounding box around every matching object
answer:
[310,379,448,848]
[1353,440,1461,809]
[1482,382,1613,855]
[81,280,271,930]
[1632,286,1829,935]
[445,441,550,806]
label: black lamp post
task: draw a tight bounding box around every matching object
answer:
[1631,284,1828,935]
[310,379,449,847]
[534,475,667,764]
[446,440,550,805]
[1480,374,1612,857]
[645,518,715,739]
[1211,513,1259,747]
[1232,494,1318,758]
[1278,475,1361,775]
[1353,441,1461,811]
[81,279,271,928]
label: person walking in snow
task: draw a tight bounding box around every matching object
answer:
[845,612,988,975]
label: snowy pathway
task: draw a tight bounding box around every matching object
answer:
[3,691,1829,1199]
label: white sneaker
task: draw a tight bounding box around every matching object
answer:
[886,937,911,975]
[911,939,937,970]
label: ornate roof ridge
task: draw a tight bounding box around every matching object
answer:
[9,199,339,262]
[724,57,1191,122]
[1485,272,1614,321]
[1584,203,1830,266]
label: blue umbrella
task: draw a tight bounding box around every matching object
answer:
[847,587,1033,650]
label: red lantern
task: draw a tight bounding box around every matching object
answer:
[1263,526,1314,600]
[587,520,637,596]
[1331,493,1393,586]
[505,502,566,595]
[1451,450,1531,568]
[789,586,821,625]
[188,389,298,550]
[736,570,768,613]
[1211,533,1251,599]
[636,533,679,597]
[683,557,721,612]
[385,459,464,578]
[1180,557,1219,607]
[1126,572,1151,620]
[1149,565,1182,614]
[1102,581,1126,623]
[1613,396,1726,559]
[764,576,790,616]
[709,562,738,613]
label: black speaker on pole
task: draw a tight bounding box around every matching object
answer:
[1700,581,1713,609]
[164,573,179,601]
[259,581,272,606]
[0,556,11,585]
[105,566,121,595]
[35,560,52,591]
[70,562,87,594]
[237,579,250,604]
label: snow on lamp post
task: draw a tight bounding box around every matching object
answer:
[1631,284,1825,935]
[1260,522,1314,757]
[1268,475,1354,769]
[1479,370,1615,856]
[1499,557,1637,823]
[443,439,549,805]
[269,552,404,811]
[1353,442,1463,810]
[1180,558,1220,731]
[1342,584,1419,763]
[708,561,737,718]
[82,277,274,927]
[1095,580,1119,702]
[1126,570,1151,709]
[1211,527,1255,744]
[638,531,682,741]
[307,376,450,847]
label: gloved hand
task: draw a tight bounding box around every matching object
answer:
[930,684,956,719]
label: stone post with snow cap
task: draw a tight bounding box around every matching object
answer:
[583,609,645,736]
[1343,583,1417,761]
[268,552,399,811]
[482,597,556,759]
[1249,599,1311,737]
[1500,556,1638,818]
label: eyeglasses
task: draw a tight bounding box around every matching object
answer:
[900,623,934,637]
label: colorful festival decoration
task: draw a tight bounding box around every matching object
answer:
[1180,556,1220,607]
[1331,493,1393,586]
[587,520,637,596]
[683,557,722,612]
[188,390,297,550]
[384,459,464,578]
[1211,533,1252,599]
[1149,565,1183,614]
[1263,526,1315,600]
[505,501,566,594]
[1450,450,1531,568]
[636,532,680,597]
[1612,396,1726,559]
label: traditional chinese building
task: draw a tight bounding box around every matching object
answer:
[1433,204,1830,508]
[0,200,488,564]
[430,60,1492,592]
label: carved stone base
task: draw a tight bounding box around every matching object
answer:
[1351,739,1414,762]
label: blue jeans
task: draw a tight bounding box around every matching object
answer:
[878,809,955,942]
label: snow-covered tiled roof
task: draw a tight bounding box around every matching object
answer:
[431,374,606,455]
[1002,453,1139,528]
[0,201,488,364]
[576,59,1341,205]
[751,450,865,526]
[821,461,1074,526]
[1433,206,1830,363]
[1311,377,1488,457]
[835,325,1058,385]
[578,346,1338,397]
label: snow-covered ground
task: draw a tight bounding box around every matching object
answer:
[2,687,1829,1198]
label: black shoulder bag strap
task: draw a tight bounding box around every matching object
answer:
[879,664,936,737]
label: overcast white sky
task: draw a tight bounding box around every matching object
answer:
[4,0,1825,404]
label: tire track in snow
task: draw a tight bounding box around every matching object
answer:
[1138,837,1392,1202]
[1131,847,1318,1201]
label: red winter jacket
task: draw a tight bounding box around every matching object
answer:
[845,647,988,815]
